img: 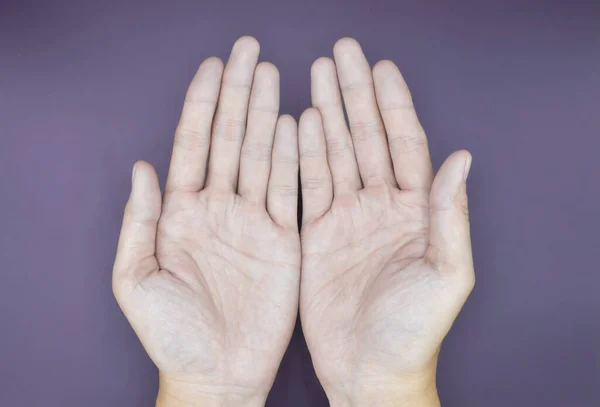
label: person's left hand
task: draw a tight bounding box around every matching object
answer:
[298,38,474,406]
[112,37,300,407]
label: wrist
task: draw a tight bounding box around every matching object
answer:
[328,384,440,407]
[156,374,268,407]
[325,369,440,407]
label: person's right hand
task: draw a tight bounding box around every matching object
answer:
[112,37,301,407]
[298,38,475,406]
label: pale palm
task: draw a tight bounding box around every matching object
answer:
[302,187,471,390]
[125,191,299,386]
[113,37,300,405]
[298,39,474,404]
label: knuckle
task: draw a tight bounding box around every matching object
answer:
[174,126,210,148]
[316,100,343,111]
[350,121,385,143]
[300,148,326,158]
[388,131,428,153]
[379,102,415,113]
[213,117,245,142]
[301,177,327,190]
[325,137,352,158]
[269,183,298,197]
[248,105,279,115]
[340,81,374,93]
[241,141,272,162]
[182,97,217,111]
[221,77,252,91]
[273,154,299,165]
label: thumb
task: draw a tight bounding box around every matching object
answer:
[113,161,162,295]
[426,150,474,281]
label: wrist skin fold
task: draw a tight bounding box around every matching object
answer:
[325,366,440,407]
[156,374,268,407]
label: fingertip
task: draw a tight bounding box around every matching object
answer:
[132,160,148,185]
[333,37,361,56]
[187,57,223,98]
[311,57,335,75]
[253,62,280,94]
[133,159,152,170]
[299,109,325,148]
[311,58,341,108]
[299,107,322,128]
[200,56,224,71]
[129,161,161,212]
[444,150,472,182]
[234,35,260,55]
[430,150,472,209]
[132,160,157,181]
[278,114,298,131]
[275,115,299,156]
[372,59,400,78]
[256,61,279,80]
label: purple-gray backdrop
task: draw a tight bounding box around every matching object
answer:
[1,0,599,406]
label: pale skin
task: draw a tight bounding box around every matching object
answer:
[113,37,301,406]
[113,36,474,407]
[299,38,474,407]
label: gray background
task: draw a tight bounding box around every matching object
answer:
[1,0,599,406]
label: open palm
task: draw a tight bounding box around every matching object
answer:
[299,39,474,405]
[112,37,300,406]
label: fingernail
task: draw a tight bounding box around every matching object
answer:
[132,163,138,184]
[463,154,472,182]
